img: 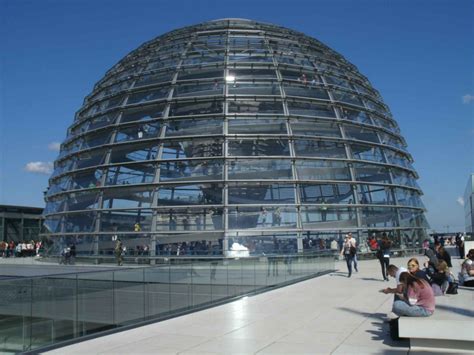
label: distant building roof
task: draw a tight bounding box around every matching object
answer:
[0,204,44,215]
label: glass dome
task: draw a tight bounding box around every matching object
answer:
[43,19,428,256]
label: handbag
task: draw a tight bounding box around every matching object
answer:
[446,281,458,295]
[350,245,357,256]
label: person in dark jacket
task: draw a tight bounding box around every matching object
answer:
[435,243,452,268]
[377,233,392,281]
[423,248,439,276]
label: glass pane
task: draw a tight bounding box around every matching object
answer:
[228,159,293,180]
[102,187,153,209]
[161,139,222,159]
[357,184,394,205]
[399,208,428,228]
[157,184,223,206]
[283,82,329,100]
[87,112,118,132]
[174,82,223,98]
[76,150,107,169]
[155,208,223,231]
[384,149,412,169]
[350,144,385,163]
[115,122,161,142]
[300,206,357,227]
[228,82,280,96]
[120,104,165,123]
[344,124,380,143]
[331,89,364,106]
[127,88,169,104]
[228,118,287,134]
[81,131,112,149]
[353,162,391,184]
[325,75,352,89]
[394,188,424,208]
[360,207,398,228]
[63,212,97,233]
[159,160,223,182]
[228,206,298,229]
[100,209,153,232]
[294,140,347,158]
[105,164,155,186]
[295,160,351,180]
[178,68,224,81]
[66,190,100,211]
[228,100,284,114]
[287,101,335,117]
[169,100,223,116]
[391,169,419,188]
[228,183,295,204]
[228,139,290,156]
[113,269,145,324]
[299,184,354,204]
[135,71,174,87]
[291,119,341,137]
[164,118,223,137]
[110,143,159,163]
[340,108,372,125]
[228,68,277,80]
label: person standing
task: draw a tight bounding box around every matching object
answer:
[341,232,357,277]
[115,239,124,266]
[378,233,392,281]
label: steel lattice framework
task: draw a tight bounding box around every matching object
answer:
[43,19,428,255]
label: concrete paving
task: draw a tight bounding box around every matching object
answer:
[42,255,439,355]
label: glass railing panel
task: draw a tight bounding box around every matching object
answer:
[169,263,192,312]
[210,259,228,302]
[241,258,256,294]
[113,269,145,325]
[77,271,115,335]
[190,260,212,307]
[0,279,33,353]
[30,275,77,349]
[226,258,243,298]
[0,252,336,353]
[144,266,171,318]
[254,256,268,287]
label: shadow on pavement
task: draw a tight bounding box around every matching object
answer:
[338,307,409,349]
[436,304,474,317]
[330,271,349,277]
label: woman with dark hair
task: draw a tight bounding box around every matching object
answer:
[423,248,439,276]
[435,243,452,268]
[392,272,435,317]
[377,233,392,281]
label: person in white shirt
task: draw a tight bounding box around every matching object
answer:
[381,264,408,297]
[340,232,358,277]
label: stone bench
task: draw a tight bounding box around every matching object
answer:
[398,287,474,353]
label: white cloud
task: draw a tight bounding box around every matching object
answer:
[456,196,465,207]
[462,94,474,104]
[48,142,61,151]
[24,161,54,175]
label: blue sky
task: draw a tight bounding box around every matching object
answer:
[1,0,472,232]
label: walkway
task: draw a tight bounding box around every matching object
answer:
[44,256,427,355]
